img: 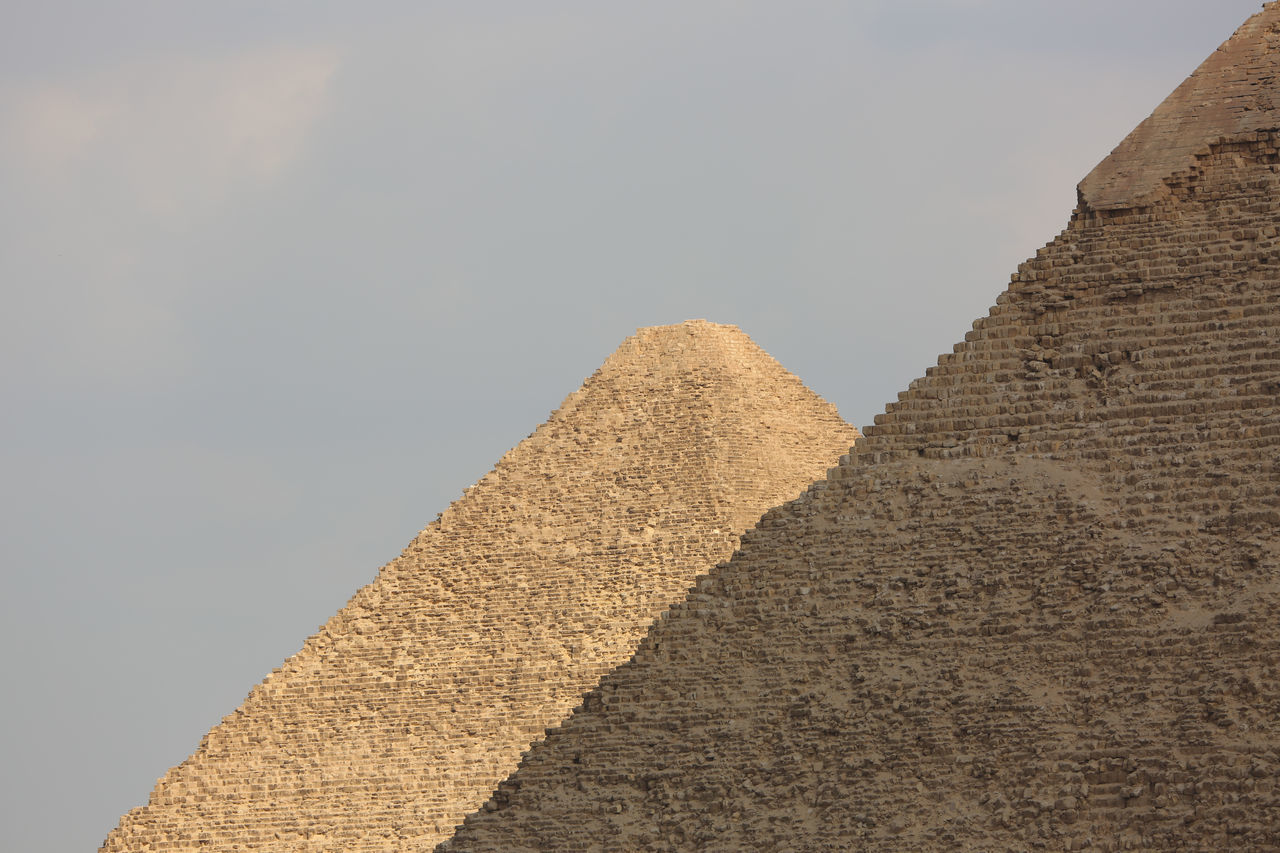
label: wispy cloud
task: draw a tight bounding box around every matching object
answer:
[0,44,341,388]
[4,44,341,214]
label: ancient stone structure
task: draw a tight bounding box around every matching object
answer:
[445,7,1280,851]
[100,320,858,852]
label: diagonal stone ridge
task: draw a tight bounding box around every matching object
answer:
[100,319,858,853]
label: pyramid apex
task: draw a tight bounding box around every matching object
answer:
[1080,2,1280,210]
[101,316,856,853]
[622,319,753,351]
[633,318,742,334]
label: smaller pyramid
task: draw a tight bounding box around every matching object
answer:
[102,320,858,852]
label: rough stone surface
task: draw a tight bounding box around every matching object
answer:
[444,7,1280,852]
[100,320,858,853]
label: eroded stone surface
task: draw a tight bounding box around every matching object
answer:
[450,459,1278,851]
[100,320,858,853]
[445,8,1280,851]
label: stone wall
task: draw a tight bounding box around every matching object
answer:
[100,320,858,852]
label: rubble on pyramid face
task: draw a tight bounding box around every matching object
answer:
[100,320,857,853]
[447,459,1278,851]
[442,7,1280,852]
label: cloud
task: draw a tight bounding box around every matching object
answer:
[4,44,341,214]
[0,44,340,389]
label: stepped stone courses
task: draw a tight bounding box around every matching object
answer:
[100,320,859,852]
[445,6,1280,852]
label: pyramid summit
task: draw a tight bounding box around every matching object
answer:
[1082,2,1280,211]
[101,320,858,852]
[445,8,1280,852]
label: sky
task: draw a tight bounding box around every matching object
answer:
[0,2,1267,850]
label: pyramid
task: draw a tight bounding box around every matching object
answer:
[100,320,859,852]
[445,7,1280,851]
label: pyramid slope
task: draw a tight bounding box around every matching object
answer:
[444,11,1280,852]
[1081,3,1280,210]
[450,459,1278,850]
[101,320,858,853]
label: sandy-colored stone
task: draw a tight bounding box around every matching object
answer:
[100,320,857,852]
[444,6,1280,851]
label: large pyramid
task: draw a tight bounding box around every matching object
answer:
[445,7,1280,852]
[101,320,859,852]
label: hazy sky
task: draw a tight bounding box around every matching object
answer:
[0,2,1265,850]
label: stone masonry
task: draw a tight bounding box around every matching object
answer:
[100,320,858,852]
[445,7,1280,851]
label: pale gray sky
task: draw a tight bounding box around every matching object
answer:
[0,2,1265,850]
